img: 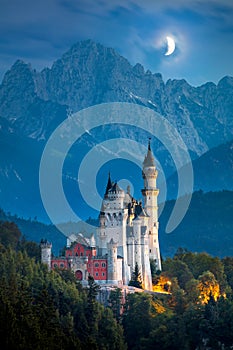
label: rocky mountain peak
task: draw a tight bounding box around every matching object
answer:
[217,75,233,89]
[1,59,34,87]
[0,40,232,157]
[0,59,36,120]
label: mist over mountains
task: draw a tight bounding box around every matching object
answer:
[0,39,232,223]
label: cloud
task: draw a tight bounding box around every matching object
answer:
[0,0,233,85]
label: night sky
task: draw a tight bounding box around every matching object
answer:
[0,0,233,86]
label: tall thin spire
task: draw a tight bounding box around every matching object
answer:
[148,137,151,151]
[104,172,112,196]
[143,138,155,167]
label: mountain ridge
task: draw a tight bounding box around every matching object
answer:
[1,40,233,154]
[0,39,232,219]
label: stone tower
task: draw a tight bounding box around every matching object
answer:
[96,175,130,284]
[40,239,52,270]
[141,139,162,271]
[107,238,118,284]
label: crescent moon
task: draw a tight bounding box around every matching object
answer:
[165,36,175,56]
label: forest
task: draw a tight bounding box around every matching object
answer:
[1,221,233,349]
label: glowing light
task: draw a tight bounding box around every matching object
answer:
[165,36,176,56]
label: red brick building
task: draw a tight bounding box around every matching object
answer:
[51,236,108,282]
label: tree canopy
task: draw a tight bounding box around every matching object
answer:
[2,221,233,349]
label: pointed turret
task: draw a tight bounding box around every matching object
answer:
[104,172,112,197]
[143,138,155,167]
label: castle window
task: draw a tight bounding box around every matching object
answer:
[60,263,64,268]
[102,263,106,267]
[95,272,99,277]
[95,263,99,267]
[102,272,105,276]
[53,263,58,268]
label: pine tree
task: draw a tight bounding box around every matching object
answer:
[129,262,142,289]
[108,287,122,321]
[86,275,100,333]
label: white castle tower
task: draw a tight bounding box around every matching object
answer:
[40,239,52,271]
[96,175,130,285]
[97,140,161,290]
[141,139,161,271]
[107,238,118,284]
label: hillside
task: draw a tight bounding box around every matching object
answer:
[1,190,232,258]
[166,138,233,198]
[159,190,233,257]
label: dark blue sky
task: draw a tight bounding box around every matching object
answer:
[1,0,233,86]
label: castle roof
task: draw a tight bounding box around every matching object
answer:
[108,182,124,194]
[104,172,112,197]
[138,207,149,218]
[70,233,91,248]
[143,139,155,167]
[134,203,149,218]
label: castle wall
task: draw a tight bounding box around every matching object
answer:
[51,258,69,270]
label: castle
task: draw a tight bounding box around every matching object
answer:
[41,140,161,291]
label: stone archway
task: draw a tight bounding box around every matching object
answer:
[75,270,83,281]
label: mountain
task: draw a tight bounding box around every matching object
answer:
[0,39,233,220]
[159,190,233,257]
[192,138,233,192]
[166,138,233,198]
[0,118,46,219]
[0,208,66,255]
[1,40,233,153]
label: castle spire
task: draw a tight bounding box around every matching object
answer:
[143,138,155,167]
[148,137,151,151]
[104,172,112,197]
